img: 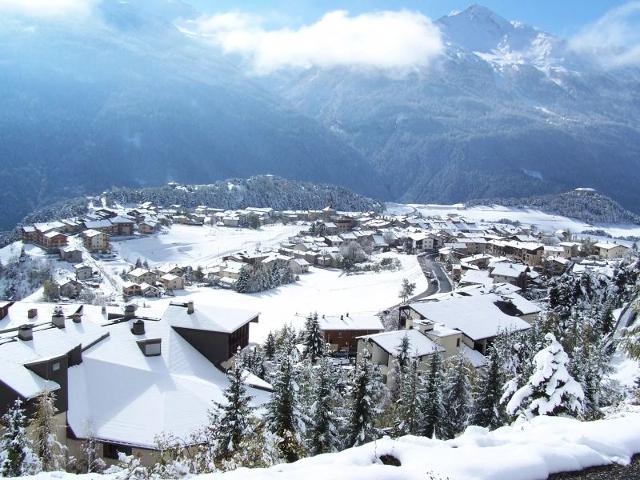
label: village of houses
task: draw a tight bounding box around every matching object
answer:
[0,197,635,465]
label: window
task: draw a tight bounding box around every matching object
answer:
[102,442,132,460]
[456,338,461,348]
[52,362,61,372]
[144,342,161,356]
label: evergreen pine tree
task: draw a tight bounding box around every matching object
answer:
[208,357,255,462]
[420,352,444,438]
[264,332,276,360]
[505,334,584,421]
[347,348,383,447]
[303,313,325,364]
[391,334,411,400]
[266,351,304,462]
[308,358,341,455]
[473,347,506,430]
[235,266,251,293]
[395,357,421,435]
[31,390,64,472]
[441,355,473,439]
[0,400,40,477]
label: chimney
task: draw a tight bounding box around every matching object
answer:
[28,308,38,319]
[124,304,137,320]
[52,307,65,329]
[131,319,145,335]
[18,324,33,341]
[101,305,107,315]
[72,305,83,324]
[187,301,194,314]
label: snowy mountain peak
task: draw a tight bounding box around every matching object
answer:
[437,4,542,53]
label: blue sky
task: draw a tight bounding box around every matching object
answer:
[188,0,630,36]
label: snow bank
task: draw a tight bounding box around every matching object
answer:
[206,415,640,480]
[21,414,640,480]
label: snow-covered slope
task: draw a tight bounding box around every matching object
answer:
[20,412,640,480]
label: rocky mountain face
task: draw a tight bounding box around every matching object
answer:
[269,5,640,212]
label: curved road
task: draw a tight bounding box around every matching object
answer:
[413,252,452,301]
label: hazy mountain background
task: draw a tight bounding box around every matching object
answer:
[1,1,640,230]
[0,0,385,229]
[269,5,640,209]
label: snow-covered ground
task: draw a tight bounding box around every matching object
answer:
[21,412,640,480]
[113,224,305,267]
[391,203,640,240]
[132,252,426,343]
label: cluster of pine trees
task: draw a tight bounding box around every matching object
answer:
[235,262,294,294]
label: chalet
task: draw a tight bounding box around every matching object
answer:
[83,219,113,234]
[74,264,93,281]
[42,231,68,252]
[82,229,110,252]
[318,313,384,354]
[140,283,160,298]
[543,256,570,276]
[324,235,344,247]
[127,269,155,285]
[20,226,37,243]
[594,242,630,259]
[400,291,533,355]
[59,280,82,299]
[289,258,310,275]
[157,264,184,277]
[138,218,159,234]
[122,282,142,297]
[59,246,83,264]
[160,273,184,291]
[371,234,390,252]
[110,216,135,236]
[490,262,530,289]
[60,219,84,234]
[558,241,581,258]
[357,329,444,386]
[0,301,269,466]
[334,217,355,232]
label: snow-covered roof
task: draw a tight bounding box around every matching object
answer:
[84,220,112,229]
[491,262,529,278]
[461,344,489,368]
[82,229,104,238]
[68,317,270,448]
[459,269,493,287]
[409,293,531,341]
[318,313,384,331]
[359,329,444,358]
[594,242,628,250]
[162,302,259,334]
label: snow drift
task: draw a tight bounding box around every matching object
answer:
[20,412,640,480]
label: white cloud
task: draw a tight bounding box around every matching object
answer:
[185,10,443,73]
[570,1,640,68]
[0,0,94,19]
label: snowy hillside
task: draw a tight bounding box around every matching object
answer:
[18,413,640,480]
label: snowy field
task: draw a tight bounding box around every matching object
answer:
[388,203,640,240]
[133,253,427,343]
[113,224,305,267]
[21,412,640,480]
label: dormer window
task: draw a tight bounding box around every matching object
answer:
[137,339,161,357]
